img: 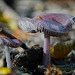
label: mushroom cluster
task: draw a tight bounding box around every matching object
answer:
[18,13,75,67]
[0,37,22,68]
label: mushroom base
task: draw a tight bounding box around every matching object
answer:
[4,46,11,68]
[43,34,51,67]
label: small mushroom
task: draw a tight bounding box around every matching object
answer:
[0,37,22,68]
[18,13,75,67]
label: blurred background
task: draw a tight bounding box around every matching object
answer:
[0,0,75,74]
[0,0,75,47]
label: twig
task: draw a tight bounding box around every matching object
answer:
[0,28,29,49]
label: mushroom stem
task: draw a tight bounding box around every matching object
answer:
[4,46,11,68]
[43,34,50,67]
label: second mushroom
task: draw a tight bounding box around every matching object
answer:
[18,13,75,67]
[0,37,22,68]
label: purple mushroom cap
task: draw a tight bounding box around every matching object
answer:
[0,37,22,48]
[18,13,75,36]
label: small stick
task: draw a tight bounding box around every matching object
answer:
[0,28,29,49]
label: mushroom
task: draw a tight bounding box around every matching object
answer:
[0,37,22,68]
[18,13,75,67]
